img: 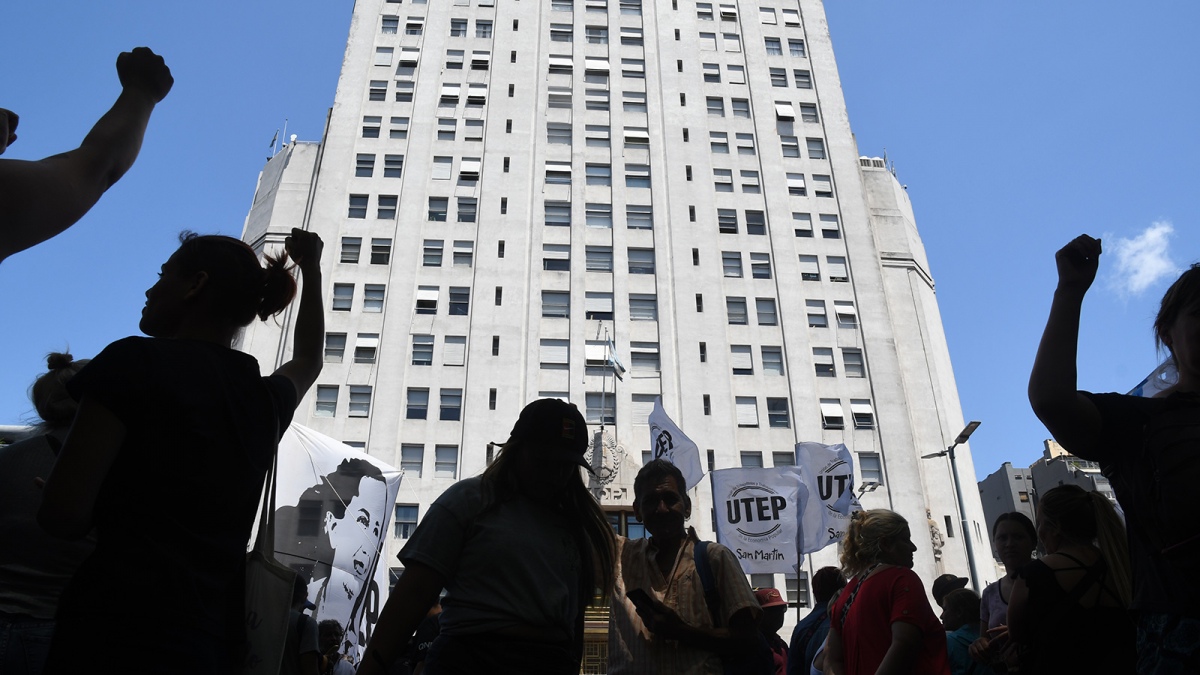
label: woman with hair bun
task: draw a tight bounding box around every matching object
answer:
[0,353,91,675]
[823,509,949,675]
[38,228,325,675]
[1006,485,1133,673]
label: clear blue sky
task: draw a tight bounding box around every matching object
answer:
[2,1,1197,482]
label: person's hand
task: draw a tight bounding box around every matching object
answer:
[1054,234,1101,294]
[968,635,993,662]
[285,227,324,271]
[635,595,689,640]
[0,109,17,154]
[116,47,174,103]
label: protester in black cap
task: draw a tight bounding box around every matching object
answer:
[932,574,970,609]
[359,399,615,675]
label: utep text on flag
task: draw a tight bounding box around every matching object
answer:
[711,467,803,573]
[647,396,705,489]
[795,442,861,558]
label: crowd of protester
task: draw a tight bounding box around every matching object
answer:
[1,44,1197,675]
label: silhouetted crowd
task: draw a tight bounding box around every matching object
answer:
[2,48,1198,675]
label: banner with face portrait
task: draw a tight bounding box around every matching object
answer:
[711,467,804,574]
[795,442,862,557]
[273,424,402,664]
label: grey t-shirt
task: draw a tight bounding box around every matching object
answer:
[399,477,582,641]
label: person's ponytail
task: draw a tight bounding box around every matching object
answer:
[258,250,297,320]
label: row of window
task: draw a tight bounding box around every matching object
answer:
[544,161,650,188]
[541,245,656,274]
[331,284,385,312]
[549,24,644,45]
[402,388,465,420]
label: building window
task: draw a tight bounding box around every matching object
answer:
[834,301,858,328]
[423,240,443,267]
[428,197,449,221]
[389,117,409,139]
[585,292,614,320]
[807,138,827,160]
[354,333,379,364]
[340,237,361,264]
[820,399,844,430]
[851,400,876,429]
[800,103,819,123]
[324,333,346,363]
[586,393,616,424]
[722,251,743,278]
[586,25,608,43]
[767,398,791,428]
[750,253,771,279]
[362,116,381,138]
[788,38,806,56]
[547,122,572,145]
[798,255,820,281]
[741,451,764,468]
[550,23,573,42]
[377,195,397,220]
[435,445,459,478]
[717,208,738,234]
[627,204,653,229]
[745,210,766,235]
[769,67,788,87]
[545,161,572,185]
[630,342,660,372]
[406,388,429,419]
[814,348,836,377]
[411,335,433,366]
[736,133,756,156]
[543,243,571,271]
[806,300,828,327]
[374,47,394,66]
[731,345,753,375]
[628,248,655,274]
[787,572,810,607]
[786,173,806,196]
[827,256,849,282]
[781,135,800,158]
[348,194,368,219]
[540,339,570,369]
[443,335,466,366]
[476,20,493,38]
[629,294,658,321]
[586,163,612,186]
[706,96,724,116]
[794,69,813,89]
[843,349,865,378]
[736,397,759,428]
[542,291,570,318]
[731,98,750,118]
[400,445,423,478]
[820,214,840,239]
[756,298,778,326]
[765,37,783,55]
[347,386,372,417]
[394,505,418,538]
[415,286,438,315]
[315,385,338,417]
[859,452,883,484]
[762,346,785,376]
[586,246,614,273]
[363,285,385,312]
[382,154,403,178]
[440,389,463,421]
[726,297,748,325]
[453,240,474,267]
[332,284,353,311]
[793,212,813,237]
[356,154,375,177]
[448,287,470,315]
[710,131,729,153]
[696,294,704,312]
[703,63,721,83]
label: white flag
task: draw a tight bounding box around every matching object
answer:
[795,442,862,556]
[711,467,804,573]
[648,397,705,490]
[607,337,627,381]
[1129,359,1176,398]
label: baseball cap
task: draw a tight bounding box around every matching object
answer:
[931,574,969,604]
[509,398,595,475]
[754,587,787,609]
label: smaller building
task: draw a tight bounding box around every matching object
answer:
[977,461,1036,556]
[1029,440,1116,505]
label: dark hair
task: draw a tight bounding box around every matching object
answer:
[322,458,386,520]
[172,232,296,328]
[30,352,89,430]
[992,511,1037,542]
[481,438,616,600]
[812,566,847,604]
[942,588,980,631]
[1040,485,1131,606]
[633,459,691,511]
[1155,263,1200,358]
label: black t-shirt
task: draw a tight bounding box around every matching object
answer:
[60,337,296,633]
[1078,391,1200,617]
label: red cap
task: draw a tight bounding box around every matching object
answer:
[754,588,787,608]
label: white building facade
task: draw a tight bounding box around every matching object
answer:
[237,0,990,648]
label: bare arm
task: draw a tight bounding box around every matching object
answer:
[637,600,759,654]
[874,621,922,675]
[0,48,173,263]
[823,625,845,675]
[37,396,127,539]
[1028,234,1105,456]
[357,562,445,675]
[273,228,324,401]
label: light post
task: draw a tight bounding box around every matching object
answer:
[922,421,982,593]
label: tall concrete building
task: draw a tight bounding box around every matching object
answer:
[977,461,1037,559]
[237,0,990,654]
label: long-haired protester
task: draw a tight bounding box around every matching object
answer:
[1006,486,1133,673]
[37,228,324,675]
[968,512,1037,671]
[358,399,616,675]
[0,353,91,675]
[1028,234,1200,672]
[824,509,949,675]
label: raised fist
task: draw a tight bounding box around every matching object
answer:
[116,47,174,103]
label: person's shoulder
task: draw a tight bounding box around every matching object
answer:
[432,477,485,515]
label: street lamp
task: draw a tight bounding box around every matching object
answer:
[922,421,982,593]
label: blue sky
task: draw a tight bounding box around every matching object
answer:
[2,1,1197,482]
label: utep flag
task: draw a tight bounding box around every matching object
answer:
[1129,359,1176,398]
[274,425,402,663]
[711,467,803,573]
[648,396,705,489]
[795,442,861,557]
